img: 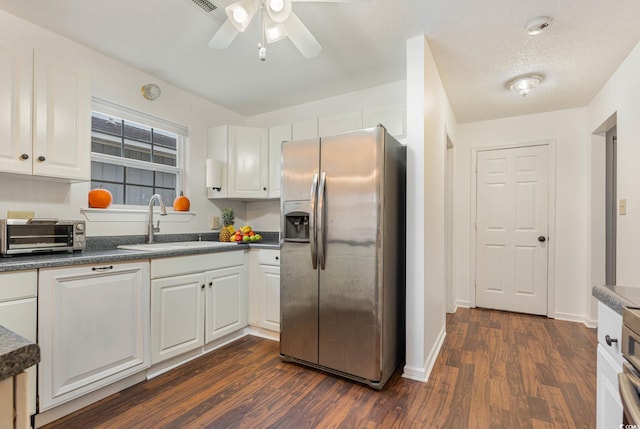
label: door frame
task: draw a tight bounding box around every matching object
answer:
[469,140,557,316]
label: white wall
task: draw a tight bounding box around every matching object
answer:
[403,35,456,382]
[0,10,248,237]
[589,42,640,297]
[455,108,590,323]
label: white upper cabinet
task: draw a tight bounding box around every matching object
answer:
[318,110,362,136]
[268,123,291,199]
[363,102,406,139]
[0,42,90,181]
[208,125,269,199]
[292,118,318,140]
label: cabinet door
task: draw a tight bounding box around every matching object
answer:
[259,265,281,332]
[38,262,150,411]
[292,119,318,140]
[0,270,37,416]
[363,103,406,139]
[205,266,247,343]
[318,110,362,136]
[597,344,622,428]
[228,126,268,198]
[0,40,32,175]
[32,50,90,181]
[151,272,205,364]
[268,123,291,199]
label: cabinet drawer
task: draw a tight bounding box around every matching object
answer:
[598,301,624,363]
[258,249,280,266]
[0,270,37,302]
[151,251,245,279]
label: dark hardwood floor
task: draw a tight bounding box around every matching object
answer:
[42,308,597,429]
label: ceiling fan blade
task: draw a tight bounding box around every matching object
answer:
[284,12,321,58]
[208,19,240,49]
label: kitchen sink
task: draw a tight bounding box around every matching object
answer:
[117,241,238,252]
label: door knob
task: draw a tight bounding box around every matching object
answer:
[538,236,546,243]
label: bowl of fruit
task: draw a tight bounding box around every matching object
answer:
[230,225,262,243]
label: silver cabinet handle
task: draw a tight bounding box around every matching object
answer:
[309,173,318,270]
[317,172,326,270]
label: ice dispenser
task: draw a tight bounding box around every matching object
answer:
[283,201,310,242]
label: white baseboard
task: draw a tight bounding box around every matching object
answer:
[247,325,279,341]
[401,324,446,383]
[553,311,597,329]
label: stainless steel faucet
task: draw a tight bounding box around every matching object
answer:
[147,194,167,243]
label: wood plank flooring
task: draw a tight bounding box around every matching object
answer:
[41,308,597,429]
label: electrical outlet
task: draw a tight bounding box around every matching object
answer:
[210,216,220,230]
[7,210,34,219]
[620,199,627,216]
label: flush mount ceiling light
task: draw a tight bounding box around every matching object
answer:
[506,74,545,97]
[526,16,552,35]
[208,0,351,61]
[141,83,161,101]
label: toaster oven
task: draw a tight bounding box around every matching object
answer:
[0,219,86,256]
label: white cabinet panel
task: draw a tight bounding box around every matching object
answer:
[32,51,90,181]
[0,40,32,175]
[597,344,623,428]
[151,273,205,364]
[292,119,318,140]
[208,125,268,199]
[363,103,406,139]
[0,270,37,416]
[318,110,362,136]
[268,123,291,199]
[38,262,150,411]
[596,301,624,429]
[249,249,281,332]
[205,266,247,342]
[0,43,89,181]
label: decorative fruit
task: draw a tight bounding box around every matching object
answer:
[219,208,235,242]
[173,191,190,211]
[88,187,113,209]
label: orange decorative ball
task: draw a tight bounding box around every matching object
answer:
[173,191,190,211]
[88,187,113,209]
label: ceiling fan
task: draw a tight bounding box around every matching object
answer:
[208,0,349,61]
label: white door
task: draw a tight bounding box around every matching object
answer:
[475,145,549,315]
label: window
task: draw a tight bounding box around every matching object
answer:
[90,102,187,208]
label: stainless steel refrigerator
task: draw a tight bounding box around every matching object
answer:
[279,125,406,389]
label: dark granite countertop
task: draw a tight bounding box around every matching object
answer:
[592,284,640,315]
[0,235,281,273]
[0,326,39,381]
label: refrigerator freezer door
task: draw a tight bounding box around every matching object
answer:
[280,138,320,364]
[318,127,384,381]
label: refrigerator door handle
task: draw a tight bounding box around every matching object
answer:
[317,172,327,270]
[309,173,319,270]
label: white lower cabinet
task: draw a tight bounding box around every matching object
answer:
[150,251,248,365]
[596,301,624,429]
[0,270,37,416]
[249,249,280,332]
[38,261,150,411]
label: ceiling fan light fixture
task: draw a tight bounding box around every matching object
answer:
[226,0,256,32]
[269,0,284,12]
[507,74,545,97]
[266,0,292,23]
[264,15,288,43]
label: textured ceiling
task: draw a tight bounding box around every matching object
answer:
[1,0,640,123]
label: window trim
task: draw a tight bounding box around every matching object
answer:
[88,99,190,214]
